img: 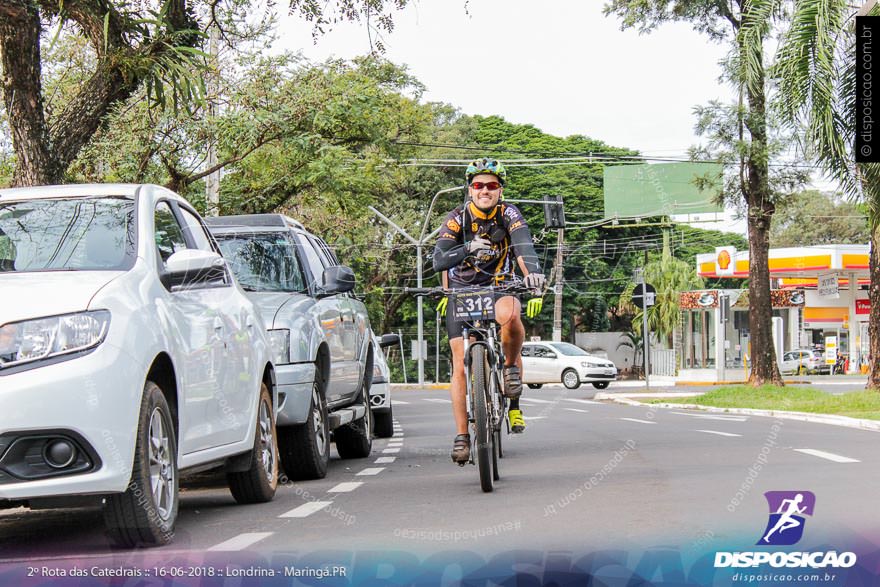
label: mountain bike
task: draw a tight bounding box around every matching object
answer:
[407,283,531,492]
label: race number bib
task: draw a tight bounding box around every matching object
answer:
[451,291,495,322]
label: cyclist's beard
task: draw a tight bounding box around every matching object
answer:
[472,200,498,214]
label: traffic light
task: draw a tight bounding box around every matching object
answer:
[543,194,566,229]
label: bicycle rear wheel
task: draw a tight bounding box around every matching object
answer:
[471,345,494,493]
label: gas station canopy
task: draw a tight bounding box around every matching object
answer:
[696,244,870,288]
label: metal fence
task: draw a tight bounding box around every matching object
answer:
[651,349,676,377]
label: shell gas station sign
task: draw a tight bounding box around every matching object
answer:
[715,246,736,277]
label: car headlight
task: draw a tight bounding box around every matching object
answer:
[582,361,600,368]
[0,310,111,370]
[266,329,291,365]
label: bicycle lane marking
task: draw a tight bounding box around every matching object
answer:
[620,418,656,425]
[207,532,274,551]
[695,429,742,437]
[793,449,860,463]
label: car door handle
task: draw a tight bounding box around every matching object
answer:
[213,317,224,333]
[246,316,254,330]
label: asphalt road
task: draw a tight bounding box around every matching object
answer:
[1,384,877,565]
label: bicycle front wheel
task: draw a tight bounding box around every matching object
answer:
[471,345,494,493]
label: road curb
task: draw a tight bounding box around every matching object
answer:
[593,393,880,432]
[390,383,450,391]
[674,379,812,386]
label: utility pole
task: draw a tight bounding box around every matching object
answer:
[643,250,651,389]
[205,24,220,216]
[552,228,564,342]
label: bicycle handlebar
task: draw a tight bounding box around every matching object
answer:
[405,283,541,298]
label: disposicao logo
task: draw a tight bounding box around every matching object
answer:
[714,491,857,569]
[759,490,815,546]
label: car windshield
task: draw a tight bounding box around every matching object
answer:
[549,342,589,356]
[0,197,135,273]
[215,232,306,292]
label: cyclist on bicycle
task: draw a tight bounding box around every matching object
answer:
[432,157,545,464]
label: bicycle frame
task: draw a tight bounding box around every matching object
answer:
[461,320,506,436]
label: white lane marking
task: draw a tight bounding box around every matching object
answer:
[382,448,401,454]
[424,398,452,404]
[280,502,333,518]
[564,398,600,405]
[392,400,410,405]
[208,532,273,551]
[328,482,364,493]
[387,439,404,444]
[672,412,748,422]
[695,429,742,437]
[794,449,860,463]
[564,408,590,413]
[521,398,555,404]
[356,467,386,476]
[375,456,396,464]
[620,418,656,425]
[392,432,404,437]
[524,416,547,420]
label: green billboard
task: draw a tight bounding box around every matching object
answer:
[603,162,723,218]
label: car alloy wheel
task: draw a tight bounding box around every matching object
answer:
[311,386,327,458]
[148,406,176,521]
[562,368,580,390]
[259,398,277,479]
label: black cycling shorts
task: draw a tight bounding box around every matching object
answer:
[446,310,466,340]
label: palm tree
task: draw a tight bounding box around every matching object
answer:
[619,239,705,346]
[740,0,880,388]
[617,330,644,377]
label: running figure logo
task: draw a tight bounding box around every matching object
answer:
[758,491,816,546]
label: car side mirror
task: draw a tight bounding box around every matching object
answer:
[379,333,400,349]
[162,249,226,289]
[547,352,557,359]
[317,265,355,297]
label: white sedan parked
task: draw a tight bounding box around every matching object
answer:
[0,184,278,547]
[521,341,618,390]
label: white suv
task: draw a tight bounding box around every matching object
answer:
[0,184,278,547]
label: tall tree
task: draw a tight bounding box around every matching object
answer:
[0,0,413,187]
[605,0,788,385]
[741,0,880,388]
[771,190,869,247]
[0,0,204,186]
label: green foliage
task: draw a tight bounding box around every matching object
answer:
[771,190,869,247]
[603,0,739,40]
[688,100,811,210]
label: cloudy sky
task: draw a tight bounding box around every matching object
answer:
[276,1,734,157]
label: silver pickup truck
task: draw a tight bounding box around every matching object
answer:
[206,214,374,480]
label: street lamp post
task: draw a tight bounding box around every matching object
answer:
[368,186,464,386]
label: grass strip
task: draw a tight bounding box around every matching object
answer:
[649,385,880,420]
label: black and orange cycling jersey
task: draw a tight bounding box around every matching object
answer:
[432,201,539,287]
